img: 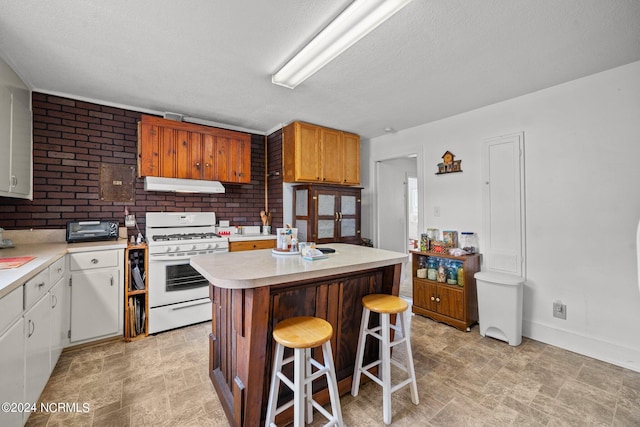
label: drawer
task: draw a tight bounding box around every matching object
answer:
[49,256,66,284]
[69,249,120,271]
[24,268,51,310]
[0,286,23,333]
[229,240,276,252]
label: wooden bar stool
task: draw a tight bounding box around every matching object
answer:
[265,316,344,427]
[351,294,419,425]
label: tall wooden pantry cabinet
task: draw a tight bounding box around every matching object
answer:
[293,184,361,244]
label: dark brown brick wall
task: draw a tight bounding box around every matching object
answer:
[266,128,283,229]
[0,92,279,232]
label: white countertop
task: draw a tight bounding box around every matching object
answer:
[0,239,127,298]
[190,243,407,289]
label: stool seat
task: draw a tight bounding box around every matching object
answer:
[362,294,408,314]
[272,316,333,349]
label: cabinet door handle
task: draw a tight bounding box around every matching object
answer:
[110,275,114,286]
[205,163,211,167]
[430,296,435,301]
[11,176,17,187]
[195,162,201,168]
[52,294,58,309]
[91,258,99,264]
[28,319,35,338]
[338,212,343,221]
[435,297,441,303]
[37,282,45,289]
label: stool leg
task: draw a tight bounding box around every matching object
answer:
[381,312,392,425]
[322,340,344,426]
[265,343,285,426]
[402,310,420,405]
[305,347,313,424]
[293,348,305,427]
[351,307,370,396]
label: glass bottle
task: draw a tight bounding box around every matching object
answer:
[437,260,447,283]
[460,232,478,254]
[427,257,438,281]
[446,262,457,285]
[417,257,427,278]
[457,263,465,286]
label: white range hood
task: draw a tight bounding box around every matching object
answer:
[144,176,225,194]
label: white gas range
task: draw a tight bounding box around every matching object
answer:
[145,212,228,334]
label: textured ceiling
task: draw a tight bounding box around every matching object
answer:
[0,0,639,139]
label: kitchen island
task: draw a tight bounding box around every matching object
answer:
[190,243,407,427]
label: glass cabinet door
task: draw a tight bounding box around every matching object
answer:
[317,193,336,240]
[340,195,357,237]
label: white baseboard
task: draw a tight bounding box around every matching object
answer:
[523,320,640,373]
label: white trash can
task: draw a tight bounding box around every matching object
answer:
[474,271,524,346]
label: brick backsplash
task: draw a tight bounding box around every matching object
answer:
[0,92,284,233]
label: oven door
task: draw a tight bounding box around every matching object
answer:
[148,255,210,308]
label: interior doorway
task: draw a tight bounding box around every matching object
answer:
[376,156,418,298]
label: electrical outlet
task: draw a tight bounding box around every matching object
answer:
[553,301,567,320]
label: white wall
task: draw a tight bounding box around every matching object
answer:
[0,55,27,88]
[363,61,640,372]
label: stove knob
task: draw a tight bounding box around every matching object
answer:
[165,247,172,253]
[192,245,197,250]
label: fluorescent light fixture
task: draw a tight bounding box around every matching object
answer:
[144,176,225,194]
[272,0,414,89]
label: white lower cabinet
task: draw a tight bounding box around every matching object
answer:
[0,317,24,427]
[69,249,122,343]
[24,295,51,408]
[49,278,68,370]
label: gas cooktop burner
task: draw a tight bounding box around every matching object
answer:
[152,232,222,242]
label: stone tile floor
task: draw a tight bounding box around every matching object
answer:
[26,315,640,426]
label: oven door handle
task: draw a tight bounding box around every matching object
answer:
[172,300,211,311]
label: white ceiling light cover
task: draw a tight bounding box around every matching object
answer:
[272,0,414,89]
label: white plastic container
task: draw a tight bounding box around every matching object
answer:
[474,271,524,346]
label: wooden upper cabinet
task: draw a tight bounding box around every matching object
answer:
[137,115,250,183]
[320,127,342,184]
[283,121,320,182]
[282,121,360,186]
[342,132,360,185]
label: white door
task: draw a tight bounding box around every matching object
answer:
[9,86,32,196]
[24,295,51,406]
[70,269,120,342]
[481,133,526,276]
[50,279,67,370]
[0,318,24,427]
[0,86,11,193]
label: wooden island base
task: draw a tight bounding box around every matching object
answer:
[209,263,401,426]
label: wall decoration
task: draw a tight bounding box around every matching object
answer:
[436,150,462,174]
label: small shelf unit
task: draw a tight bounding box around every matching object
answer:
[410,250,481,331]
[124,243,148,341]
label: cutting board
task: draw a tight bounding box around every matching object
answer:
[0,256,36,269]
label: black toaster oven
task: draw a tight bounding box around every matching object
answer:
[66,220,119,243]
